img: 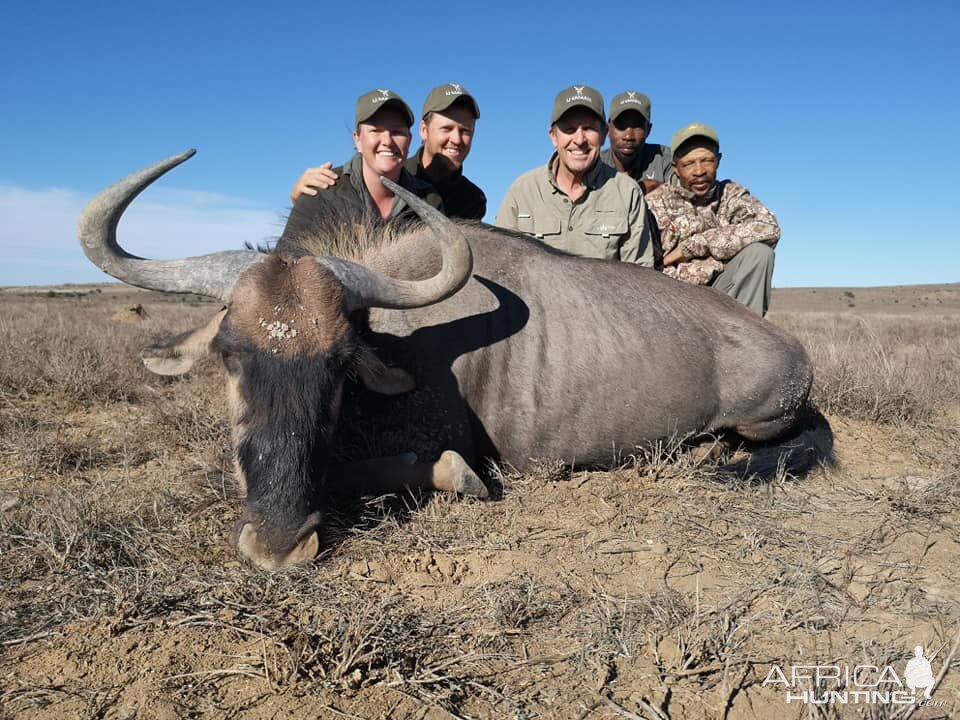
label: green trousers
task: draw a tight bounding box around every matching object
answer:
[709,243,775,316]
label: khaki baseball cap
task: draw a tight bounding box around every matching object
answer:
[551,85,604,124]
[609,91,651,123]
[671,122,720,155]
[421,82,480,119]
[355,88,414,126]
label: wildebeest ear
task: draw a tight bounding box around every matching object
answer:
[141,307,227,376]
[356,346,416,395]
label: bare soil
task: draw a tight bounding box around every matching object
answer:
[1,284,959,719]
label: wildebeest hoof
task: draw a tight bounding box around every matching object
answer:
[441,450,489,498]
[691,438,728,465]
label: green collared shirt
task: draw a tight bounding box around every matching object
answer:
[405,148,486,220]
[600,144,675,186]
[495,154,654,266]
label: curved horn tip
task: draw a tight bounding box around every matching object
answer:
[170,147,198,165]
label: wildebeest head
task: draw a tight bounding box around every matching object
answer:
[78,150,473,570]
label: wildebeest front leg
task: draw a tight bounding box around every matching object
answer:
[330,451,488,498]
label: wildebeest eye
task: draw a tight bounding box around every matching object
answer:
[220,348,244,374]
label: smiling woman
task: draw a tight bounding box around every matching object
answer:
[277,88,444,251]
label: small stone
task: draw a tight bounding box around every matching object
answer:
[815,558,843,575]
[848,582,870,603]
[111,304,149,323]
[345,668,363,689]
[434,555,456,578]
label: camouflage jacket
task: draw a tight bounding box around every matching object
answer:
[645,180,780,285]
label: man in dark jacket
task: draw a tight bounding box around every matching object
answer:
[289,83,485,220]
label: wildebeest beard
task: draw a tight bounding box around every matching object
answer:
[233,344,355,538]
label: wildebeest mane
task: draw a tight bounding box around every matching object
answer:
[272,201,430,264]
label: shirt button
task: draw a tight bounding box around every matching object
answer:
[567,225,573,231]
[563,198,569,203]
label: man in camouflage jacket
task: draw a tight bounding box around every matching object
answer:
[645,123,779,315]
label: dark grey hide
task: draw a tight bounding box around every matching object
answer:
[336,224,813,471]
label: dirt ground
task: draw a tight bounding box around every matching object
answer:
[1,283,959,719]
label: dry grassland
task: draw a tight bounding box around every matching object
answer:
[1,283,959,719]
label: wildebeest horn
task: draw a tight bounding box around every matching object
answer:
[317,177,473,310]
[78,149,263,300]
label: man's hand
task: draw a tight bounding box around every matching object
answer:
[290,162,338,203]
[662,245,688,267]
[640,179,662,194]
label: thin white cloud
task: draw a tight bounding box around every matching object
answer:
[0,184,285,286]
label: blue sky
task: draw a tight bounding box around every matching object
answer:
[1,1,957,288]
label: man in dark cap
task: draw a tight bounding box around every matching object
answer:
[645,123,779,315]
[495,85,653,265]
[600,91,674,194]
[289,83,485,219]
[277,88,442,250]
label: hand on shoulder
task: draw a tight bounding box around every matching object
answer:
[290,162,339,203]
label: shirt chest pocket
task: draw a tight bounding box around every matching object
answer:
[584,210,629,254]
[517,212,562,239]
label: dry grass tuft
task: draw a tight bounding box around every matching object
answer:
[771,313,960,425]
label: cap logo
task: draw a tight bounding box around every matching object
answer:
[372,89,393,105]
[627,91,637,99]
[444,82,463,97]
[566,86,594,104]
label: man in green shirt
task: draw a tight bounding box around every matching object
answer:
[289,83,486,220]
[495,85,654,266]
[600,91,674,194]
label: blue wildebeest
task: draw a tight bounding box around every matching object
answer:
[79,150,822,570]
